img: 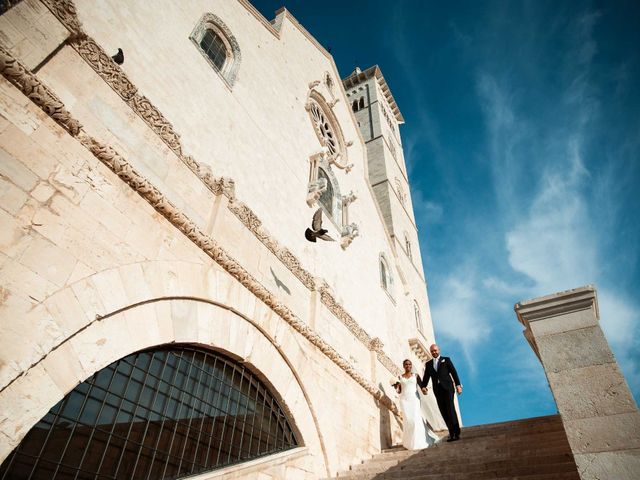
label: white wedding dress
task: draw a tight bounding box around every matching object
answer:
[398,374,437,450]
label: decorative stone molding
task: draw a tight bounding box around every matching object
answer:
[0,45,81,136]
[377,352,402,377]
[72,38,138,100]
[408,338,431,362]
[340,223,359,250]
[369,337,384,352]
[189,13,242,88]
[32,0,393,379]
[40,0,83,36]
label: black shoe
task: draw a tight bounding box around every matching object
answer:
[446,436,455,442]
[451,435,460,441]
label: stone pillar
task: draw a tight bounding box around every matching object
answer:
[515,285,640,480]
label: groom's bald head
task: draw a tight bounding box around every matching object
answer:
[429,344,440,358]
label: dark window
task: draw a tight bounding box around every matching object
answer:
[200,29,227,71]
[380,258,388,291]
[0,346,298,480]
[318,168,333,217]
[352,100,358,112]
[358,97,365,109]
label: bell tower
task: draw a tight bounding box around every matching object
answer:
[342,66,422,273]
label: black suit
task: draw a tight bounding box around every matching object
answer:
[421,356,461,438]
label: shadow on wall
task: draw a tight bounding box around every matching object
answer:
[377,383,393,449]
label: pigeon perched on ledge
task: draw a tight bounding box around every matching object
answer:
[305,208,335,242]
[111,48,124,65]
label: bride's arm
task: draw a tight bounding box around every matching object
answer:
[416,374,428,395]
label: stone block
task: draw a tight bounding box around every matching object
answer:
[0,176,28,215]
[44,285,91,337]
[0,362,63,451]
[0,147,38,192]
[574,449,640,480]
[18,236,77,288]
[30,181,55,203]
[547,363,638,420]
[564,411,640,453]
[528,306,599,337]
[536,326,615,373]
[171,298,199,342]
[42,341,86,395]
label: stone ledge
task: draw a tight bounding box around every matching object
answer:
[515,285,599,324]
[564,411,640,454]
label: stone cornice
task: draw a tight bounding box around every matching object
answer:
[0,31,401,414]
[408,338,431,363]
[515,285,599,325]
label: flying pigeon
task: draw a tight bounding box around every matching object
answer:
[305,208,335,242]
[111,48,124,65]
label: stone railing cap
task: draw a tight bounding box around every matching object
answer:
[514,285,599,325]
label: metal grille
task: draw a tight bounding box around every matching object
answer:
[318,168,334,217]
[199,29,227,71]
[0,346,298,479]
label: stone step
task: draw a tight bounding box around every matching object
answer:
[345,453,576,476]
[328,415,579,480]
[329,472,581,480]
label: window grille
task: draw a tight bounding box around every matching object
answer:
[200,30,227,71]
[0,346,298,480]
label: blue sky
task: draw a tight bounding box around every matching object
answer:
[251,1,640,426]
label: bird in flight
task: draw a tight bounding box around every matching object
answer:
[305,208,335,242]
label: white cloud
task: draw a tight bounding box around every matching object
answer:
[431,271,493,372]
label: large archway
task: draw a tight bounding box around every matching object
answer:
[0,344,298,479]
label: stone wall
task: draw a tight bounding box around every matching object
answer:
[516,286,640,480]
[0,0,444,477]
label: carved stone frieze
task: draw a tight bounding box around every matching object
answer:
[369,337,384,352]
[10,3,401,395]
[378,352,402,377]
[40,0,83,36]
[71,38,138,100]
[0,45,82,136]
[318,281,373,345]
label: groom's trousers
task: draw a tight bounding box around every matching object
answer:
[435,386,460,437]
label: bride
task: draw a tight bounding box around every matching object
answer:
[394,359,437,450]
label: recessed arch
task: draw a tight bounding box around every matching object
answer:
[0,344,299,478]
[0,289,330,475]
[190,13,242,87]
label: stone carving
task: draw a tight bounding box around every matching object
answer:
[340,223,359,250]
[13,4,399,385]
[369,337,384,352]
[308,80,321,89]
[189,13,242,87]
[342,191,357,207]
[72,38,138,100]
[306,177,327,207]
[129,95,182,155]
[378,352,402,377]
[0,45,81,136]
[318,281,373,345]
[40,0,84,35]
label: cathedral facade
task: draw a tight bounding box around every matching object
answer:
[0,1,442,478]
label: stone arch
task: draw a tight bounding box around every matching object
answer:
[0,261,329,475]
[190,13,242,87]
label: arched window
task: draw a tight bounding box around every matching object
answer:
[0,346,298,479]
[190,13,241,87]
[379,254,392,294]
[405,234,412,260]
[414,300,423,332]
[318,167,334,216]
[352,100,358,112]
[200,29,227,71]
[358,97,365,110]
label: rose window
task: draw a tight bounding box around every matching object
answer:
[309,102,338,156]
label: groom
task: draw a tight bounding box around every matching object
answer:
[420,343,462,441]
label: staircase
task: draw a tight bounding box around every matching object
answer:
[328,414,580,479]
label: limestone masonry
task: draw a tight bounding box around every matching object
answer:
[0,1,440,478]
